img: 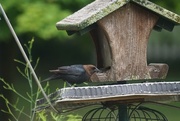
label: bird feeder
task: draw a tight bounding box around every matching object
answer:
[36,0,180,120]
[56,0,180,81]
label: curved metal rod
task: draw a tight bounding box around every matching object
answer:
[141,109,153,121]
[82,106,102,120]
[143,107,168,121]
[90,107,105,120]
[83,110,94,120]
[133,110,142,121]
[144,108,161,120]
[129,102,144,119]
[105,108,116,121]
[99,107,110,120]
[129,101,179,120]
[129,103,169,121]
[82,108,98,120]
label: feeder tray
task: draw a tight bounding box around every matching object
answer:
[36,81,180,112]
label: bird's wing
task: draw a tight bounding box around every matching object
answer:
[49,65,84,76]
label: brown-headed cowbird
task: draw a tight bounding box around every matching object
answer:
[42,64,100,86]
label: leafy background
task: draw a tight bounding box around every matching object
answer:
[0,0,180,120]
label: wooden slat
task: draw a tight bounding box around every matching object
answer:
[132,0,180,24]
[56,0,129,30]
[56,0,180,31]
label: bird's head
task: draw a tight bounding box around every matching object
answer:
[83,65,100,76]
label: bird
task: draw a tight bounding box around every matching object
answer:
[42,64,101,86]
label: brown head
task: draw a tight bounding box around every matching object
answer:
[83,65,100,76]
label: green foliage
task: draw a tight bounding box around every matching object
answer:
[0,39,42,120]
[0,0,94,41]
[36,111,82,121]
[150,0,180,13]
[57,0,92,11]
[66,114,82,121]
[0,79,31,121]
[0,39,82,120]
[0,0,71,41]
[16,2,71,40]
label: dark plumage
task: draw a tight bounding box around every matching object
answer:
[42,64,100,85]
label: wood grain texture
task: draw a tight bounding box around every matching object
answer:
[56,0,128,30]
[95,3,159,81]
[56,0,180,31]
[132,0,180,24]
[148,63,169,79]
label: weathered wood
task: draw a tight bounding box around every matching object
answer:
[90,27,111,69]
[56,0,128,31]
[91,72,108,82]
[56,0,180,31]
[92,3,159,81]
[132,0,180,25]
[67,24,97,35]
[155,18,175,31]
[93,63,169,82]
[148,63,169,79]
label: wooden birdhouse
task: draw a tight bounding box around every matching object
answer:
[56,0,180,82]
[36,0,180,120]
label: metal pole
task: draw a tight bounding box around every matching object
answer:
[117,81,128,121]
[118,104,128,121]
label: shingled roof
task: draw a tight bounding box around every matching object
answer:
[56,0,180,31]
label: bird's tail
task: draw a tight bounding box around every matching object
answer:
[41,75,59,83]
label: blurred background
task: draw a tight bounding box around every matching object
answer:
[0,0,180,120]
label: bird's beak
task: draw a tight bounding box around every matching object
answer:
[94,67,101,73]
